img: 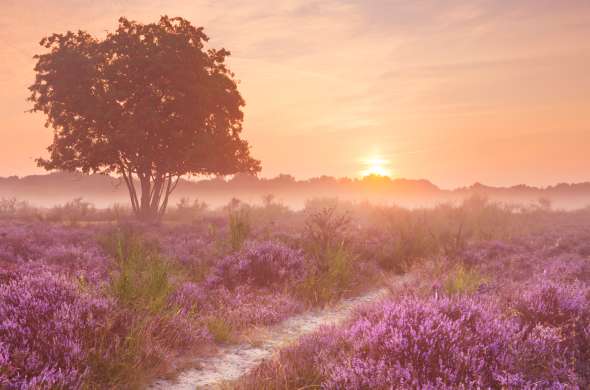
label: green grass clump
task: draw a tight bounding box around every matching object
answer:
[107,230,173,313]
[90,228,184,388]
[297,246,355,305]
[206,317,233,343]
[444,264,486,296]
[229,207,251,251]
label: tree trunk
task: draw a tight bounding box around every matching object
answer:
[119,163,180,222]
[120,172,179,222]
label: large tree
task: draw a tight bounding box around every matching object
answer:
[29,16,261,220]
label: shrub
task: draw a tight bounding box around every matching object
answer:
[515,279,588,328]
[206,317,233,343]
[229,206,251,251]
[304,206,351,258]
[47,198,97,223]
[443,264,486,296]
[325,298,522,388]
[219,287,304,328]
[0,222,110,283]
[296,245,355,305]
[107,234,172,313]
[514,279,590,383]
[356,221,435,273]
[169,283,302,345]
[241,296,579,389]
[238,327,345,389]
[166,197,209,222]
[0,271,111,388]
[84,307,211,388]
[207,240,306,290]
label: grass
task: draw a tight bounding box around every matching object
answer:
[229,207,251,251]
[206,317,234,343]
[107,230,174,312]
[444,264,486,295]
[297,245,355,305]
[90,228,184,388]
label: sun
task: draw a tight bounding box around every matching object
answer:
[360,156,392,178]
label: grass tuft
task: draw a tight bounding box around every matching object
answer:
[444,264,486,296]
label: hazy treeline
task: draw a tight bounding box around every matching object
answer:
[1,171,590,210]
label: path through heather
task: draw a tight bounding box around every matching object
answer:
[150,276,409,389]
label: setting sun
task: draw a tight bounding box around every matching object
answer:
[360,156,392,178]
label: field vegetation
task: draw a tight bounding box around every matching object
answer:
[0,195,588,388]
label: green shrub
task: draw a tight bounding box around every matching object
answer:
[444,264,485,296]
[206,317,233,343]
[304,206,351,257]
[297,246,354,305]
[378,211,437,272]
[103,228,173,313]
[92,228,205,388]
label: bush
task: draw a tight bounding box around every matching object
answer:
[165,197,209,222]
[515,279,588,328]
[241,296,579,389]
[304,206,351,258]
[0,271,111,388]
[229,206,251,251]
[108,231,173,313]
[296,245,355,305]
[206,240,306,290]
[443,264,486,295]
[206,317,233,343]
[514,279,590,383]
[170,282,303,336]
[238,327,345,389]
[326,298,523,388]
[95,228,212,387]
[357,219,435,273]
[0,222,110,283]
[47,198,97,223]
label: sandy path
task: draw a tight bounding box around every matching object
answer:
[150,276,407,389]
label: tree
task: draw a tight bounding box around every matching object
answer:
[29,16,261,221]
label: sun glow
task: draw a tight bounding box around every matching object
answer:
[360,156,392,178]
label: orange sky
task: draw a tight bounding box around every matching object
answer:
[1,0,589,188]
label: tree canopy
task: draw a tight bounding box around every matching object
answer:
[29,16,261,220]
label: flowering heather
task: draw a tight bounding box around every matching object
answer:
[515,279,589,327]
[514,278,590,383]
[206,240,306,289]
[460,239,524,267]
[0,271,111,389]
[1,209,589,388]
[0,222,109,282]
[171,282,303,329]
[240,215,590,389]
[245,295,581,389]
[0,222,98,261]
[331,297,576,388]
[159,234,217,266]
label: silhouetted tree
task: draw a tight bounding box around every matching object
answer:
[29,16,261,221]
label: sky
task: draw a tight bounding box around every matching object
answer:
[1,0,589,188]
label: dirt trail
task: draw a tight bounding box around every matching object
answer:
[150,276,408,389]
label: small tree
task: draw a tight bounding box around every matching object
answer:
[29,16,260,220]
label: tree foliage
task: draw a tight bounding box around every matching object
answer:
[29,16,261,220]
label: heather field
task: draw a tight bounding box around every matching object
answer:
[2,3,589,389]
[0,197,589,389]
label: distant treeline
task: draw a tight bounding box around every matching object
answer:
[1,171,589,209]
